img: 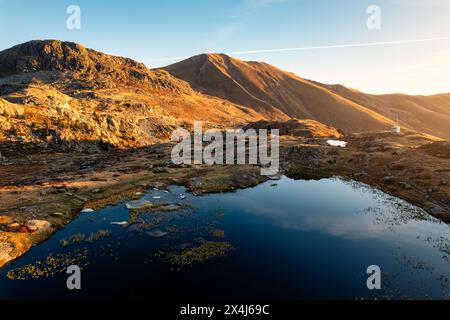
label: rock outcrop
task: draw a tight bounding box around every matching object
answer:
[0,220,53,268]
[0,40,190,93]
[0,41,262,152]
[244,119,343,138]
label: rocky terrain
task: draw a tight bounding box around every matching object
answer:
[1,128,449,268]
[0,40,449,269]
[244,119,343,138]
[0,40,263,152]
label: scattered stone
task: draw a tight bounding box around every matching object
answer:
[430,205,444,215]
[51,212,65,217]
[399,182,412,190]
[382,176,396,185]
[110,221,128,226]
[80,160,95,170]
[326,140,347,148]
[268,173,283,181]
[147,229,169,238]
[0,152,9,164]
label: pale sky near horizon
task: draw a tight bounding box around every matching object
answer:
[1,0,450,95]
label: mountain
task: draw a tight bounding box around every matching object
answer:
[0,41,263,150]
[316,83,450,140]
[1,40,448,153]
[163,54,450,140]
[163,53,395,134]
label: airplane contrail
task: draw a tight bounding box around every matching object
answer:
[143,36,450,64]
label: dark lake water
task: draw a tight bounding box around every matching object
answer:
[1,177,449,300]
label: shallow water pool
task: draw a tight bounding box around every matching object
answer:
[0,177,449,300]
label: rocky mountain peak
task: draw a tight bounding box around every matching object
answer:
[0,40,191,93]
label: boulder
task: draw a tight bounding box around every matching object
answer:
[147,229,169,238]
[243,119,343,139]
[430,205,444,216]
[51,212,65,217]
[24,220,52,233]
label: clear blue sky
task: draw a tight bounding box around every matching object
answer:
[1,0,450,94]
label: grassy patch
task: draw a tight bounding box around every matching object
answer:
[170,241,233,267]
[60,229,110,247]
[211,229,225,238]
[6,249,89,280]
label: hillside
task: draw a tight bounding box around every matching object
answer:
[317,83,450,140]
[1,40,448,153]
[163,53,395,134]
[0,40,263,151]
[164,54,450,140]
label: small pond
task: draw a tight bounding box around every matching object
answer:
[0,177,449,300]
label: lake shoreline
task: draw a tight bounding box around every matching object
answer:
[1,131,449,268]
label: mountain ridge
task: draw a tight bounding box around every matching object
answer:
[0,40,449,143]
[0,40,264,150]
[164,53,450,139]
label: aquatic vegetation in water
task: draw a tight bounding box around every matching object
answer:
[211,229,225,239]
[327,140,347,147]
[85,187,145,211]
[60,230,111,247]
[213,209,225,220]
[169,241,233,267]
[60,233,85,247]
[6,249,89,281]
[128,202,185,224]
[86,229,111,242]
